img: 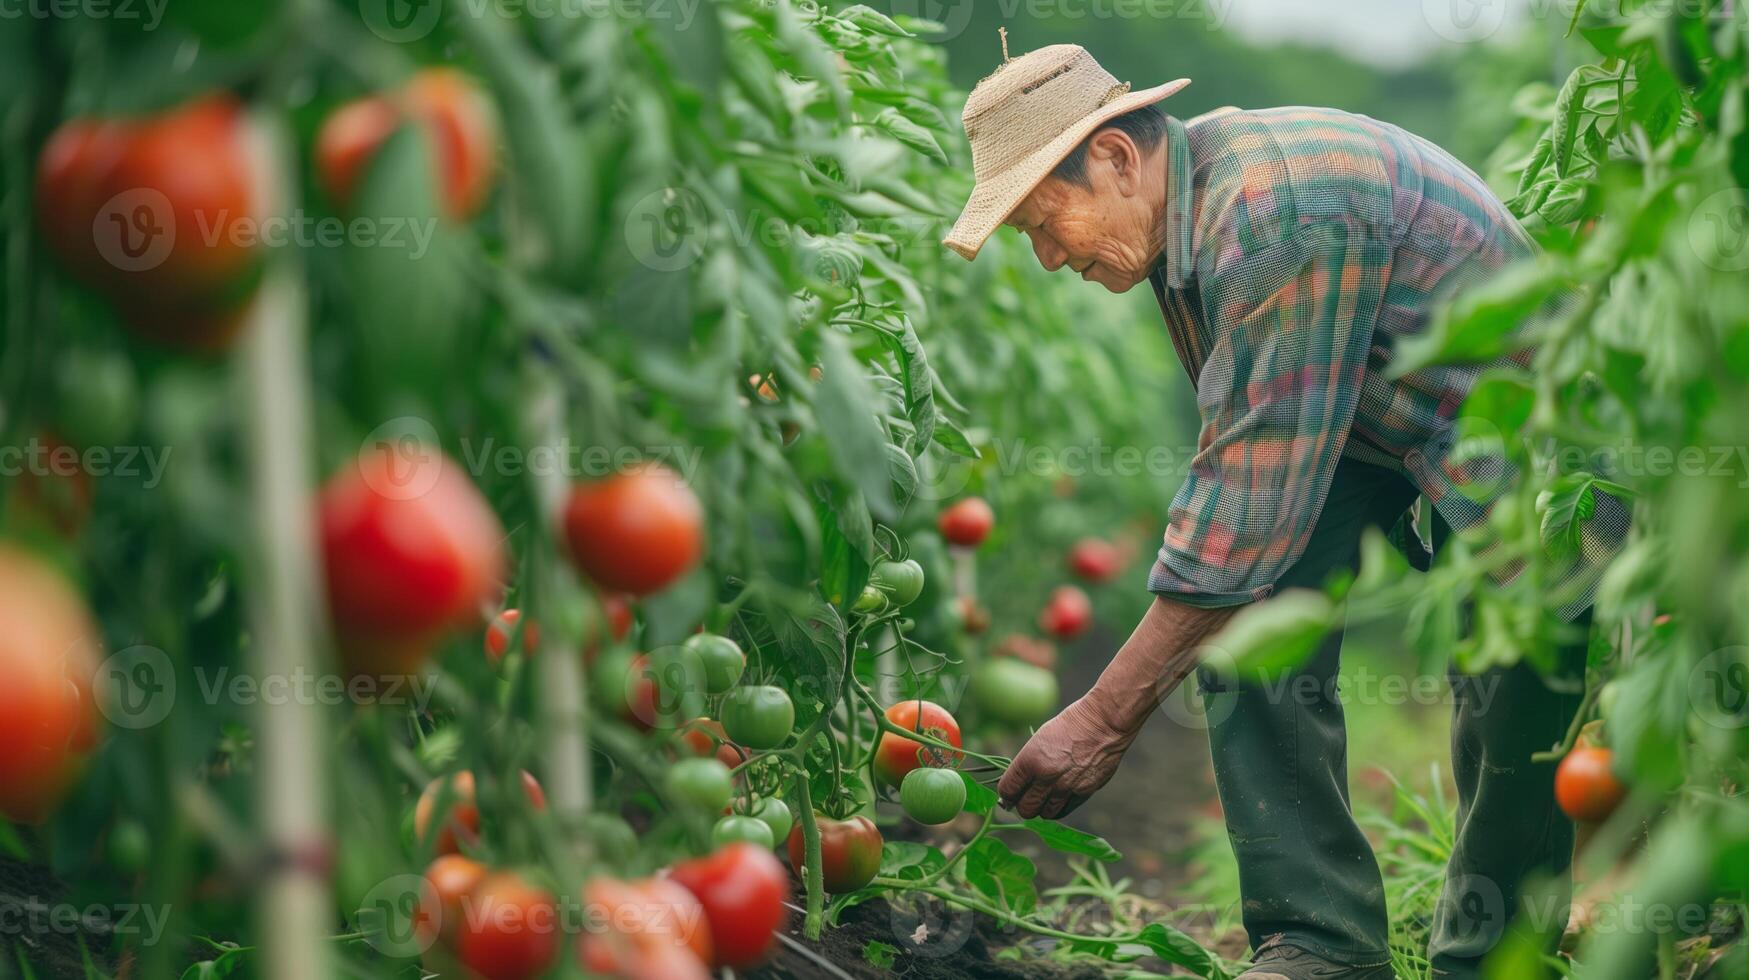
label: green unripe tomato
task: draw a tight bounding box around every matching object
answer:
[870,559,925,607]
[972,657,1059,726]
[108,818,151,874]
[900,768,966,825]
[749,796,792,845]
[580,812,638,856]
[719,685,795,749]
[56,348,138,449]
[712,814,776,849]
[684,633,746,694]
[852,585,885,614]
[665,758,734,811]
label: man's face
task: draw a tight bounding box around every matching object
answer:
[1004,130,1162,293]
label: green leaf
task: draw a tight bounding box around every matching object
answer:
[1130,923,1229,980]
[813,330,898,518]
[1390,261,1572,373]
[1538,178,1590,225]
[961,837,1037,916]
[862,940,901,967]
[817,486,873,611]
[1204,589,1337,683]
[1016,819,1121,862]
[865,316,938,455]
[960,770,999,814]
[931,416,980,458]
[1537,473,1597,559]
[1461,369,1536,433]
[839,5,913,36]
[873,108,947,165]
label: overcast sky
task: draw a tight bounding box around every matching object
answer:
[1220,0,1538,67]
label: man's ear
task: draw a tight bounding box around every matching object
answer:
[1085,129,1143,195]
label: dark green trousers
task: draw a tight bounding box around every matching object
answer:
[1195,458,1587,977]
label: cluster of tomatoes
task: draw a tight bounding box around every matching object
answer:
[410,772,789,980]
[35,69,497,354]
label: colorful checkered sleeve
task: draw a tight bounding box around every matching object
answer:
[1148,218,1392,604]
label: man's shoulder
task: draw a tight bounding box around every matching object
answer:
[1184,107,1417,281]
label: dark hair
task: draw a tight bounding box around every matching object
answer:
[1050,104,1168,189]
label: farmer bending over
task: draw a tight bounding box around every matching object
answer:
[945,43,1626,980]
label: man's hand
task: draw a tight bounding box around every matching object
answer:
[997,696,1136,819]
[995,596,1240,821]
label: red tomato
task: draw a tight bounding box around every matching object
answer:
[937,497,994,548]
[1067,538,1122,583]
[454,871,559,980]
[578,876,713,979]
[485,609,540,662]
[316,69,498,219]
[562,464,703,596]
[956,596,990,635]
[873,700,962,786]
[992,633,1059,671]
[1038,585,1092,639]
[0,545,104,823]
[318,448,505,677]
[1555,746,1627,823]
[414,771,548,855]
[679,718,746,770]
[413,854,486,947]
[786,814,882,893]
[583,593,635,665]
[37,95,270,351]
[666,843,790,968]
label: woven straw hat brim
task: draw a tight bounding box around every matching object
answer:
[943,77,1191,261]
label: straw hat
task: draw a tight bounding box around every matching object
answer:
[943,43,1190,260]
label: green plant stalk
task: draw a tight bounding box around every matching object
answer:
[794,770,826,939]
[849,676,1010,768]
[916,806,993,887]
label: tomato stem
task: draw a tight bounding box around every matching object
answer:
[794,771,826,939]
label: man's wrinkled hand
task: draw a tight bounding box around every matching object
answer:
[996,696,1136,820]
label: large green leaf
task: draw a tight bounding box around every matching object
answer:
[1203,589,1337,683]
[813,330,898,518]
[961,837,1037,916]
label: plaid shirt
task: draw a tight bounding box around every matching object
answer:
[1145,106,1624,620]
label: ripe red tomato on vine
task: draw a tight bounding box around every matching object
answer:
[1555,746,1627,823]
[666,843,789,968]
[938,497,994,548]
[787,813,883,893]
[414,770,547,855]
[36,94,272,351]
[578,876,714,979]
[452,870,558,980]
[318,448,505,678]
[316,68,499,220]
[1039,585,1093,639]
[562,463,704,596]
[873,700,962,786]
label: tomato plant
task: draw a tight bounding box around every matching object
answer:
[484,608,538,662]
[414,771,547,856]
[316,68,498,220]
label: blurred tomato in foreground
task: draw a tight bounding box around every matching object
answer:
[937,497,993,548]
[0,544,104,823]
[1067,538,1122,583]
[414,770,547,855]
[1039,585,1092,639]
[666,843,789,968]
[318,448,505,678]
